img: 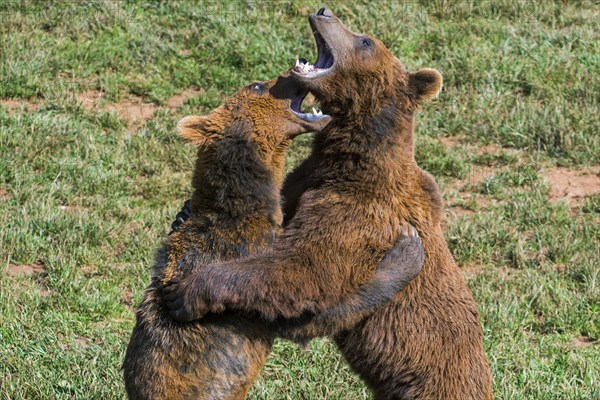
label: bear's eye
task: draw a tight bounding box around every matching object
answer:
[360,38,373,48]
[251,83,265,93]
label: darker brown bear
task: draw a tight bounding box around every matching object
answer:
[124,72,425,399]
[163,8,492,400]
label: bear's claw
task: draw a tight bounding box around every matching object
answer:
[169,199,191,235]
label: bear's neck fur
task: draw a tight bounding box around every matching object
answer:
[160,135,284,281]
[189,136,284,232]
[312,97,443,231]
[313,63,420,167]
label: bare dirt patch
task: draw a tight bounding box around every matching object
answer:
[6,263,45,277]
[77,88,200,131]
[0,99,42,114]
[5,263,50,296]
[0,188,8,198]
[77,91,157,131]
[3,87,200,130]
[120,287,134,306]
[110,99,157,128]
[475,142,504,156]
[39,284,50,296]
[444,170,494,221]
[543,166,600,203]
[78,89,105,103]
[79,265,98,276]
[166,88,201,108]
[75,337,91,347]
[444,194,490,221]
[570,336,596,347]
[439,136,461,149]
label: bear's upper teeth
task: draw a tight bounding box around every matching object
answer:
[293,58,331,78]
[295,59,318,74]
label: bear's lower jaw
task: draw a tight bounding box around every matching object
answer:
[288,88,330,131]
[291,108,326,122]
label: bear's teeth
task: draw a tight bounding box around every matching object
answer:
[294,59,321,74]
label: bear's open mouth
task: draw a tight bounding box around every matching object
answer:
[290,90,327,122]
[292,25,335,79]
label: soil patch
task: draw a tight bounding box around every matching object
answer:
[166,88,201,108]
[0,99,42,114]
[77,91,157,131]
[120,287,134,306]
[75,337,91,347]
[39,284,50,296]
[444,169,494,220]
[475,142,504,155]
[77,88,200,131]
[439,136,461,148]
[6,263,45,277]
[3,87,200,131]
[570,336,596,347]
[543,166,600,203]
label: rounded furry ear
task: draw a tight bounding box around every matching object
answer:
[409,68,443,102]
[177,115,214,145]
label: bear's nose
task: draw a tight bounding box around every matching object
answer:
[317,7,326,16]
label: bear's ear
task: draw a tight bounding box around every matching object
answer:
[409,68,443,102]
[177,115,215,146]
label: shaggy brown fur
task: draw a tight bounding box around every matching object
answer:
[124,73,425,399]
[163,8,492,400]
[285,11,492,399]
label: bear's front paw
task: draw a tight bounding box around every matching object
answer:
[376,224,425,284]
[397,223,425,267]
[161,277,210,322]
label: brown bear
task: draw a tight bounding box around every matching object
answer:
[123,71,425,399]
[162,8,492,400]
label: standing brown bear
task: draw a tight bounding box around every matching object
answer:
[124,71,425,399]
[164,8,492,400]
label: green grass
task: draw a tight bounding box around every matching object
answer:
[1,1,598,399]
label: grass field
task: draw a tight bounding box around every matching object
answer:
[1,1,599,399]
